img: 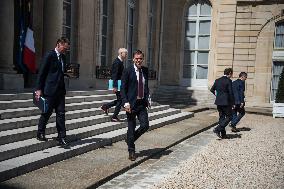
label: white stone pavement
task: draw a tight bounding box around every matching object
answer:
[98,113,284,189]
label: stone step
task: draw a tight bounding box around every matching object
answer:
[0,106,178,145]
[0,105,170,132]
[0,111,193,182]
[0,94,116,110]
[0,99,113,119]
[0,90,113,101]
[0,107,180,162]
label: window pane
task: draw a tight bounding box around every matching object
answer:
[196,65,208,79]
[271,62,284,101]
[185,21,196,36]
[199,21,211,35]
[128,27,133,42]
[101,56,106,66]
[200,2,211,15]
[62,27,71,39]
[102,36,106,55]
[198,36,209,49]
[187,3,197,16]
[197,51,209,65]
[63,3,71,26]
[183,65,194,78]
[103,0,108,15]
[102,16,108,35]
[128,8,134,25]
[185,37,195,49]
[276,23,284,35]
[184,51,195,65]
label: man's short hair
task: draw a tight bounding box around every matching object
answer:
[118,48,128,55]
[56,37,70,45]
[133,49,144,57]
[224,68,233,76]
[239,72,247,78]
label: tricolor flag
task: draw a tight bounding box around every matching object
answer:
[23,27,36,73]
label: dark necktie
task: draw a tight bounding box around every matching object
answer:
[138,68,143,98]
[58,54,64,72]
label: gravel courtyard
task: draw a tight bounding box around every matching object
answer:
[152,114,284,189]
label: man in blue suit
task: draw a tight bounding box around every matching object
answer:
[210,68,234,139]
[101,48,128,122]
[121,50,150,161]
[35,37,70,146]
[230,72,247,132]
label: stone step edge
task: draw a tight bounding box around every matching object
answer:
[0,106,175,145]
[0,94,116,110]
[0,104,169,131]
[0,108,180,161]
[0,90,113,101]
[0,112,193,182]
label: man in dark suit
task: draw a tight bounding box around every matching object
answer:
[210,68,234,139]
[121,50,150,161]
[101,48,128,122]
[230,72,247,132]
[35,37,70,146]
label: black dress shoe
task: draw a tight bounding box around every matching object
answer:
[101,105,109,115]
[111,117,120,122]
[231,126,240,132]
[213,128,222,139]
[128,152,137,161]
[37,133,47,141]
[57,138,68,146]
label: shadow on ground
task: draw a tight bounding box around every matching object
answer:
[238,127,251,131]
[137,148,173,159]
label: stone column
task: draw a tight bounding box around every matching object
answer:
[137,0,148,54]
[0,0,24,90]
[43,0,63,52]
[112,0,127,55]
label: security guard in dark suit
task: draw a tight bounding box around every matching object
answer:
[35,37,70,146]
[210,68,234,139]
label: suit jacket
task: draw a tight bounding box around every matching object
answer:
[232,79,245,105]
[121,65,149,109]
[210,76,234,106]
[36,50,67,96]
[111,57,124,88]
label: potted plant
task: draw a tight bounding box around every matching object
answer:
[273,67,284,118]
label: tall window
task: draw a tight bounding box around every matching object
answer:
[183,0,211,81]
[147,0,154,69]
[99,0,108,67]
[127,0,135,66]
[271,22,284,101]
[63,0,71,64]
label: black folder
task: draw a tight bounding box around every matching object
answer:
[33,92,48,113]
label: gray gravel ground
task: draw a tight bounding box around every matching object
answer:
[152,114,284,189]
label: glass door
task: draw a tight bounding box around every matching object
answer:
[181,0,211,87]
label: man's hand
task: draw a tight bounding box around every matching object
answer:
[113,88,118,93]
[35,90,42,101]
[124,104,131,113]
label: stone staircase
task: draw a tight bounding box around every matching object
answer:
[0,90,193,182]
[152,85,215,108]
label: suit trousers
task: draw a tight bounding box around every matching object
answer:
[126,100,149,153]
[37,91,66,138]
[106,91,122,118]
[231,104,245,127]
[216,105,233,133]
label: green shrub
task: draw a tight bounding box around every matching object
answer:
[275,67,284,103]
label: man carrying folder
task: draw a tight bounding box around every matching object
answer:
[101,48,128,122]
[34,37,70,146]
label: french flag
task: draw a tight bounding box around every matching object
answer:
[23,27,36,73]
